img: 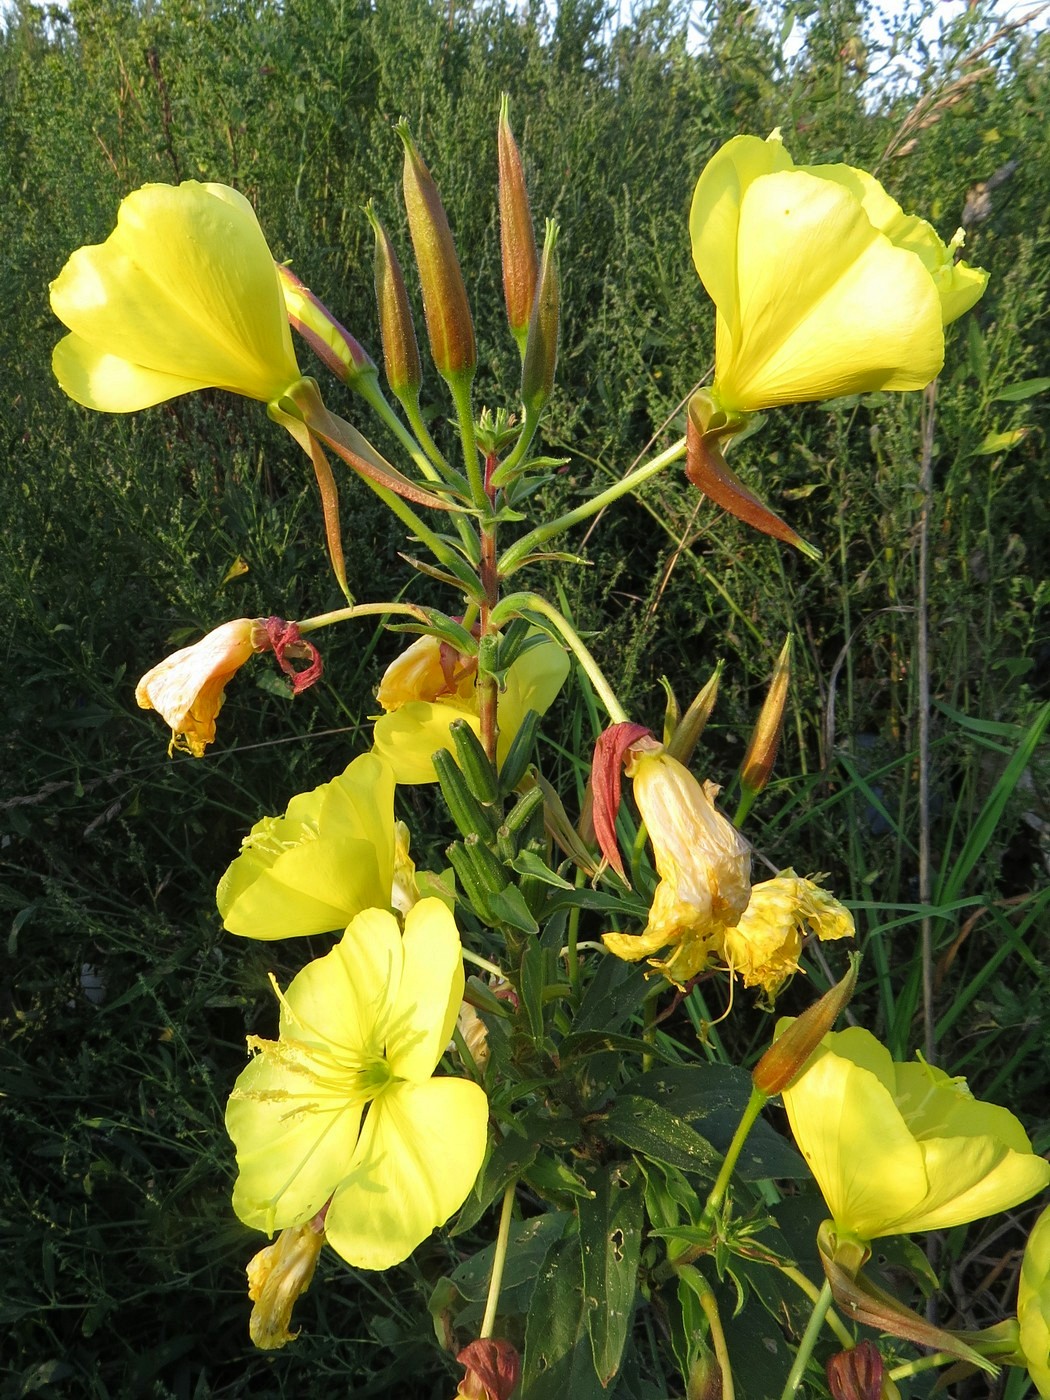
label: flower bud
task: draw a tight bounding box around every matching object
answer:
[365,200,422,401]
[497,94,538,355]
[245,1219,325,1350]
[826,1341,893,1400]
[685,1345,723,1400]
[456,1338,520,1400]
[397,121,476,381]
[665,662,722,768]
[739,635,791,810]
[520,219,559,417]
[752,954,858,1096]
[275,264,376,387]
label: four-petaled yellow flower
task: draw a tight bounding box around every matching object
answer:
[780,1026,1050,1243]
[1019,1205,1050,1398]
[690,131,988,417]
[217,753,400,940]
[372,631,569,784]
[226,898,488,1270]
[50,181,301,412]
[136,617,263,758]
[602,750,752,985]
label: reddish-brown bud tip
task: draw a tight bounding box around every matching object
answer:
[752,954,859,1097]
[456,1338,521,1400]
[740,635,792,799]
[365,201,422,400]
[498,94,539,352]
[826,1341,885,1400]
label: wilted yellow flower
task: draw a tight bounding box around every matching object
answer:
[51,181,301,412]
[245,1220,324,1350]
[721,870,854,998]
[1019,1205,1050,1398]
[690,131,988,416]
[602,750,752,985]
[136,618,262,757]
[780,1026,1050,1243]
[372,631,569,784]
[217,752,398,940]
[227,899,488,1270]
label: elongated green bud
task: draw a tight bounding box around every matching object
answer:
[433,747,498,839]
[365,201,421,401]
[498,94,539,356]
[500,783,546,850]
[463,832,512,896]
[521,219,559,417]
[276,265,376,388]
[497,708,541,793]
[449,716,500,806]
[397,120,476,381]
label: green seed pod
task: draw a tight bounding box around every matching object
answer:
[498,94,539,356]
[433,747,498,840]
[449,716,500,806]
[502,783,546,846]
[463,832,512,896]
[497,707,541,793]
[445,841,498,924]
[521,219,559,417]
[365,201,421,401]
[397,120,476,382]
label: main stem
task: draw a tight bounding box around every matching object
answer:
[779,1279,834,1399]
[479,1181,517,1340]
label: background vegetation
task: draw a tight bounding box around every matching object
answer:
[2,0,1048,1394]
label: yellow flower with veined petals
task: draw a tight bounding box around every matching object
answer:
[217,753,400,941]
[135,618,263,757]
[779,1026,1050,1243]
[1019,1205,1050,1398]
[721,870,854,998]
[690,131,988,417]
[226,898,488,1270]
[372,631,569,784]
[50,181,301,412]
[602,750,752,985]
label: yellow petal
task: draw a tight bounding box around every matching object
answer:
[387,899,466,1082]
[135,618,258,757]
[716,170,944,411]
[1020,1207,1050,1400]
[282,908,403,1057]
[246,1223,324,1350]
[372,701,479,784]
[325,1078,488,1270]
[50,181,300,408]
[495,638,570,767]
[52,333,213,412]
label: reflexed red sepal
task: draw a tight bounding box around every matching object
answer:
[263,618,323,695]
[591,722,651,878]
[456,1338,521,1400]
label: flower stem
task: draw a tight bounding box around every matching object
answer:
[462,947,505,980]
[696,1283,735,1400]
[448,370,486,510]
[296,601,430,635]
[779,1265,853,1349]
[701,1084,767,1229]
[480,1181,517,1340]
[779,1279,834,1399]
[489,591,628,724]
[498,434,686,576]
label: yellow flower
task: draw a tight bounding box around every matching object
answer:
[226,899,488,1270]
[689,131,988,415]
[135,618,262,757]
[245,1221,324,1351]
[721,871,854,998]
[602,750,752,985]
[372,631,569,784]
[50,181,301,412]
[217,753,399,940]
[1019,1205,1050,1398]
[780,1026,1050,1242]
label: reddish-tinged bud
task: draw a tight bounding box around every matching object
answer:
[397,121,476,381]
[498,94,538,355]
[276,264,376,387]
[456,1338,521,1400]
[826,1341,886,1400]
[521,219,559,417]
[665,662,722,767]
[365,201,422,401]
[752,954,858,1097]
[741,636,790,793]
[686,1345,723,1400]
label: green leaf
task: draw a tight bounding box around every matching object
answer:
[444,1212,569,1325]
[522,1236,606,1400]
[573,954,651,1034]
[974,427,1028,455]
[626,1066,808,1180]
[579,1162,644,1386]
[993,376,1050,402]
[453,1129,540,1235]
[524,1152,593,1203]
[519,940,548,1040]
[597,1095,722,1177]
